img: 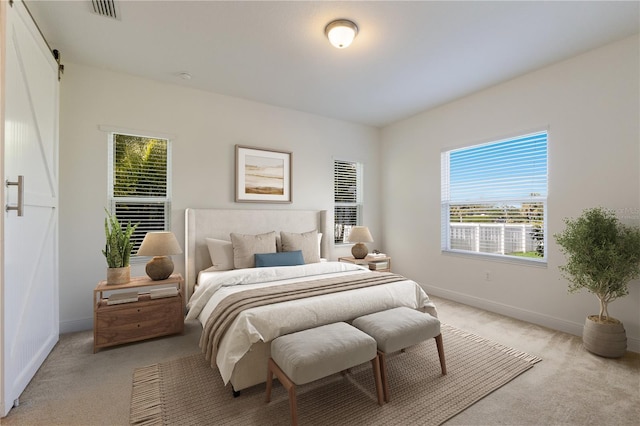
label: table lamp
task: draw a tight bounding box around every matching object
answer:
[137,231,183,280]
[348,226,373,259]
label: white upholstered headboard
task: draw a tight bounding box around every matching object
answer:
[184,208,330,298]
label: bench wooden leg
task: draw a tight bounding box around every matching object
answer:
[265,359,274,403]
[371,355,385,405]
[435,334,447,375]
[378,335,445,404]
[378,350,390,402]
[266,358,299,426]
[287,384,298,426]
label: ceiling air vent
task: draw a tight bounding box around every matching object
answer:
[91,0,120,20]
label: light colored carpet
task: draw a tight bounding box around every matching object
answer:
[3,296,638,425]
[130,324,541,425]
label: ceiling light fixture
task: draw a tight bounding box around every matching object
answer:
[325,19,358,49]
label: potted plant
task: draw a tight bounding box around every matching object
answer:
[102,209,137,285]
[554,207,640,358]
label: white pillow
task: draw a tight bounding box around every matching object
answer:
[230,231,277,269]
[280,230,321,264]
[205,238,234,271]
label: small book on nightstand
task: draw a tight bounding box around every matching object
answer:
[368,261,389,270]
[107,291,139,305]
[150,287,179,299]
[368,253,386,258]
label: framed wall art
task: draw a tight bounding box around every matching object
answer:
[235,145,292,203]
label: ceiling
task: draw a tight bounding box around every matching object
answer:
[26,1,639,128]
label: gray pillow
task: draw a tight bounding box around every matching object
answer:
[280,230,321,264]
[230,231,277,269]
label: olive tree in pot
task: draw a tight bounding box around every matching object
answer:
[554,207,640,358]
[102,209,138,285]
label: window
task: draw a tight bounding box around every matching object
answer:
[334,159,363,244]
[108,132,171,259]
[441,131,547,262]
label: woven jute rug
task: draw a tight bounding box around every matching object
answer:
[130,324,541,425]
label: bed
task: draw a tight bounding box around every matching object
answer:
[184,208,437,393]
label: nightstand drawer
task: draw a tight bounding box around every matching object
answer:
[95,296,183,348]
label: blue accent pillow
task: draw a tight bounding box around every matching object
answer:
[254,250,305,267]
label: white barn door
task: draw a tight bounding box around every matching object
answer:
[1,0,59,416]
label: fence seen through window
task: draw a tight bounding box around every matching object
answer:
[441,131,547,261]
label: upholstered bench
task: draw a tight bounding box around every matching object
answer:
[265,322,384,425]
[353,306,446,402]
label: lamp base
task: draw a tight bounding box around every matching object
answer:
[351,243,368,259]
[145,256,174,281]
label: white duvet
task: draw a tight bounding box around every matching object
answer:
[186,261,436,384]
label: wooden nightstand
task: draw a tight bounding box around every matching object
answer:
[93,273,184,353]
[338,255,392,272]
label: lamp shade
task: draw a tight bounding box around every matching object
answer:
[348,226,373,243]
[137,231,182,256]
[325,19,358,49]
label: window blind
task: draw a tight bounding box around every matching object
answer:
[334,159,363,244]
[441,131,548,260]
[109,133,171,256]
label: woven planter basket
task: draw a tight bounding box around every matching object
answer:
[582,315,627,358]
[106,266,130,285]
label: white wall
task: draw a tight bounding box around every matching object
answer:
[59,36,640,354]
[381,35,640,352]
[58,63,381,332]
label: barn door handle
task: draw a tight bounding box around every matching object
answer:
[6,175,24,216]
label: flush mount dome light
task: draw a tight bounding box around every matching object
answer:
[325,19,358,49]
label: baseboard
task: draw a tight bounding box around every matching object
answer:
[423,284,640,354]
[59,317,92,334]
[59,290,639,353]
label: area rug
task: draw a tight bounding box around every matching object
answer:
[130,324,541,425]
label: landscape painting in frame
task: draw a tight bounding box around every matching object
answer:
[235,145,292,203]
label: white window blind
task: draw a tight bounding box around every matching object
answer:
[108,133,171,257]
[334,159,363,244]
[441,131,547,261]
